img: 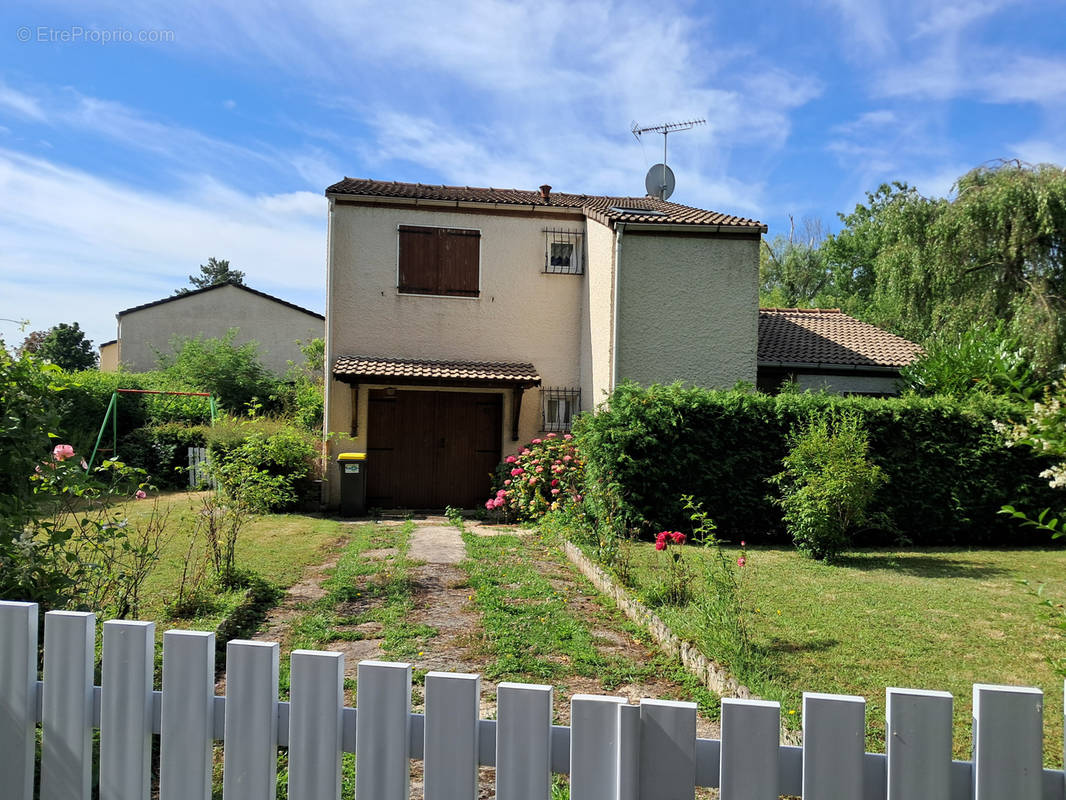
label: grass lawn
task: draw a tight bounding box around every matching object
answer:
[619,541,1066,764]
[114,490,346,630]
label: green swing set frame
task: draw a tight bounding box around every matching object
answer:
[87,388,218,470]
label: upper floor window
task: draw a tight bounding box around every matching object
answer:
[398,225,480,297]
[544,228,583,275]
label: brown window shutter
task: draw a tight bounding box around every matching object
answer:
[439,228,480,296]
[398,226,439,294]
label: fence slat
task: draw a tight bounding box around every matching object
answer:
[40,610,96,800]
[973,684,1043,800]
[288,650,344,800]
[100,620,155,800]
[0,601,38,800]
[356,660,411,800]
[617,703,640,800]
[496,682,553,800]
[160,630,216,800]
[222,640,279,800]
[802,692,865,800]
[570,695,625,800]
[424,672,480,800]
[720,698,779,800]
[638,698,697,800]
[886,688,952,800]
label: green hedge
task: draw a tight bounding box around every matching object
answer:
[574,383,1061,545]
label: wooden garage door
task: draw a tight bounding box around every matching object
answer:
[366,390,503,509]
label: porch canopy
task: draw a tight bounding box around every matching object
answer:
[332,355,541,439]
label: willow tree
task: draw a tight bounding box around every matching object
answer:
[828,161,1066,374]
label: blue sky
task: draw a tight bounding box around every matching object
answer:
[2,0,1065,351]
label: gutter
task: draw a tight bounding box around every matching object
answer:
[611,222,625,392]
[324,193,582,215]
[758,360,905,373]
[619,222,767,234]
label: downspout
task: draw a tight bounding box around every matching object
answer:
[611,222,625,392]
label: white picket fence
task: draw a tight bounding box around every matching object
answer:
[0,601,1064,800]
[187,446,216,489]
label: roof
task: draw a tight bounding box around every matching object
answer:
[332,355,541,385]
[325,178,766,231]
[117,281,324,320]
[99,339,117,347]
[758,308,923,369]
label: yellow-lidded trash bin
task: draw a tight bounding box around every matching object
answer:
[337,452,367,517]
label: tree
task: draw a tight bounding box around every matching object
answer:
[824,162,1066,375]
[759,216,831,307]
[175,257,245,295]
[35,323,97,371]
[159,329,275,412]
[17,329,48,356]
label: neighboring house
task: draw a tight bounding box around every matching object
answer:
[323,178,766,509]
[101,282,324,374]
[99,339,118,371]
[757,307,922,395]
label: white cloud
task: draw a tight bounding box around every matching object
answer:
[0,81,45,121]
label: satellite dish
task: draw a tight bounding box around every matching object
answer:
[645,163,675,200]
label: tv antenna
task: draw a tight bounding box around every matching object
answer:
[631,118,705,200]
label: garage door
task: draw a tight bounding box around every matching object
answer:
[366,389,503,509]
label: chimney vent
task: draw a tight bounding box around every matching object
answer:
[539,184,551,203]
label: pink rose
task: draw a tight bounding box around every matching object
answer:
[496,489,507,497]
[135,489,148,500]
[493,498,504,508]
[506,455,517,464]
[737,556,747,567]
[52,444,74,461]
[511,468,523,476]
[740,540,746,547]
[551,488,560,495]
[670,532,685,545]
[485,500,495,510]
[655,539,666,551]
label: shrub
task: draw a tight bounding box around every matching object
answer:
[206,417,318,511]
[575,382,1060,544]
[769,412,885,561]
[118,423,208,489]
[486,433,584,520]
[158,330,280,413]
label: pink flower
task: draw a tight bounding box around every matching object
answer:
[504,479,512,486]
[551,479,559,487]
[737,556,747,567]
[510,468,524,477]
[521,448,531,455]
[485,500,495,510]
[135,489,148,500]
[551,488,560,495]
[52,444,74,461]
[528,477,537,485]
[563,455,572,462]
[546,433,557,439]
[531,438,542,445]
[656,531,668,547]
[740,540,746,547]
[535,466,544,473]
[655,539,666,551]
[493,498,505,508]
[563,434,573,441]
[496,489,507,498]
[670,532,685,545]
[506,455,517,464]
[574,494,583,503]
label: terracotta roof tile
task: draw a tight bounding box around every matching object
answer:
[325,178,765,230]
[758,308,923,368]
[333,355,541,384]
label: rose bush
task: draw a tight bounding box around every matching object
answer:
[486,433,584,520]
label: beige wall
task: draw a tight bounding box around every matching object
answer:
[117,284,323,374]
[616,232,759,388]
[794,372,901,395]
[581,218,616,411]
[99,341,118,372]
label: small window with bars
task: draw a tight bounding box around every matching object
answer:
[543,228,583,274]
[541,387,581,432]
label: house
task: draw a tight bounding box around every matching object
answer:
[323,179,766,509]
[757,307,922,395]
[101,281,324,374]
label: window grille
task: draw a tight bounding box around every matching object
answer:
[543,228,583,275]
[541,387,581,432]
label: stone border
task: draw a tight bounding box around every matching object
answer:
[562,541,756,699]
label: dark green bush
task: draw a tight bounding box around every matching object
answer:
[118,423,208,489]
[574,382,1061,545]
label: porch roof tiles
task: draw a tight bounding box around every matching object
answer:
[332,355,541,385]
